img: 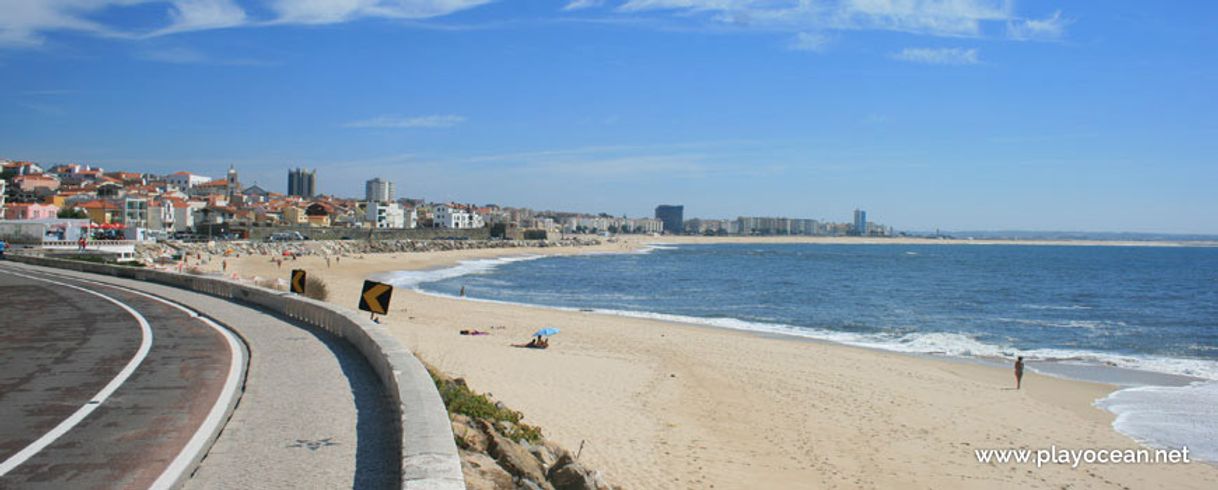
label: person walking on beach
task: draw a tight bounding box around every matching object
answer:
[460,286,466,297]
[1014,356,1025,390]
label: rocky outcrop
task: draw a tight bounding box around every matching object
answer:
[440,371,619,490]
[461,450,515,490]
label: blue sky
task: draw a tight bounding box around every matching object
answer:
[1,1,1215,233]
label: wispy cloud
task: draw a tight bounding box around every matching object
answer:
[267,0,494,25]
[1,0,1068,53]
[892,47,979,65]
[1007,11,1067,41]
[788,32,830,52]
[563,0,606,11]
[613,0,1018,38]
[344,114,467,129]
[0,0,495,48]
[150,0,248,36]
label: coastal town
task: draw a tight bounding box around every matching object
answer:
[0,159,892,249]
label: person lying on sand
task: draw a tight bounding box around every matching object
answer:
[460,329,490,336]
[512,336,549,349]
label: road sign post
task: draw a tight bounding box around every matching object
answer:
[359,280,393,318]
[290,269,307,294]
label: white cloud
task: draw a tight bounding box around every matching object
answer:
[344,114,467,128]
[563,0,605,11]
[268,0,493,25]
[891,47,979,65]
[0,0,493,47]
[839,0,1010,37]
[0,0,124,46]
[1007,10,1066,41]
[788,31,830,52]
[156,0,247,35]
[616,0,1018,37]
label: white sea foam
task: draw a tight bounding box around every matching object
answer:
[545,308,1218,380]
[1096,382,1218,462]
[632,243,679,254]
[1021,304,1094,311]
[995,317,1121,330]
[372,255,544,289]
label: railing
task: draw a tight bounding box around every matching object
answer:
[5,254,464,489]
[40,240,136,247]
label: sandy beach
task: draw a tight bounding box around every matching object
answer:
[215,236,1218,489]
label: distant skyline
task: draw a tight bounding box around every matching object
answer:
[2,1,1215,233]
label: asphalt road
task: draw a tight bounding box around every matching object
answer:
[0,266,244,489]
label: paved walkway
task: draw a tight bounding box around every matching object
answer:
[2,263,398,489]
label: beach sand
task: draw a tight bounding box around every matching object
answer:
[215,236,1218,489]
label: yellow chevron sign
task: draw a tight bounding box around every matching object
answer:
[359,280,393,315]
[291,269,306,294]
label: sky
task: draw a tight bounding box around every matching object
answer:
[1,0,1215,233]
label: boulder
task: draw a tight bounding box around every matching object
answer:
[461,449,514,490]
[528,443,557,471]
[517,478,546,490]
[543,440,571,461]
[452,414,489,452]
[485,422,548,484]
[547,453,597,490]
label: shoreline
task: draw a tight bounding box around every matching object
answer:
[217,236,1218,488]
[406,278,1210,387]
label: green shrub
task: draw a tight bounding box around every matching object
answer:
[429,369,543,443]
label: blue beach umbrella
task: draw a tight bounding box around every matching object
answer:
[534,327,561,337]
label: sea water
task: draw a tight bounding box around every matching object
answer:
[382,243,1218,460]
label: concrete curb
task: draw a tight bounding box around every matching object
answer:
[8,255,465,490]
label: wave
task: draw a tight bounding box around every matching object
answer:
[372,254,545,288]
[633,243,679,254]
[995,317,1123,330]
[1021,304,1094,311]
[1096,382,1218,462]
[539,308,1215,379]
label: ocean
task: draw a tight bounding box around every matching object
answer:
[379,243,1218,461]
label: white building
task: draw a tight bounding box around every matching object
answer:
[365,178,395,203]
[165,172,213,190]
[626,218,664,234]
[366,201,415,229]
[433,203,484,229]
[122,198,148,229]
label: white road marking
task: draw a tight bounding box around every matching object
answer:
[0,269,155,477]
[7,266,249,490]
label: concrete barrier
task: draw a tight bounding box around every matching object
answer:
[7,254,464,490]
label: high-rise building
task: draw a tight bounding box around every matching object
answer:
[288,168,316,198]
[853,209,868,236]
[365,177,394,203]
[655,205,684,235]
